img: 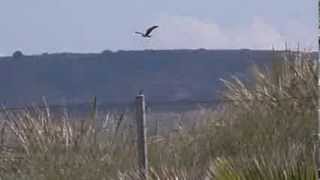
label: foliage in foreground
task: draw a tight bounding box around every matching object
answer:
[0,51,317,179]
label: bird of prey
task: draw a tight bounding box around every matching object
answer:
[135,25,159,38]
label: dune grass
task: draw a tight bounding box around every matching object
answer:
[0,50,317,179]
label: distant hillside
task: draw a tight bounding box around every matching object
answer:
[0,49,311,106]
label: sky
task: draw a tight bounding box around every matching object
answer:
[0,0,316,56]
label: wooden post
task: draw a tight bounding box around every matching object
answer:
[91,96,97,146]
[316,1,320,179]
[135,94,148,180]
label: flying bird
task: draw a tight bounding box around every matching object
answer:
[135,25,159,38]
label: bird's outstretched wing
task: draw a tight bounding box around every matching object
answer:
[135,32,145,35]
[145,26,159,36]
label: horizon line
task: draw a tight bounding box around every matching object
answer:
[0,47,315,57]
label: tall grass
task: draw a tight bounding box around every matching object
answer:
[0,50,317,179]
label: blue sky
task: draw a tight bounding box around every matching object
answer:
[0,0,316,55]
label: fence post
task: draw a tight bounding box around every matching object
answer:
[135,94,148,180]
[91,96,97,146]
[317,1,320,179]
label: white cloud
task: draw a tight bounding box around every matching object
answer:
[231,17,284,49]
[150,15,229,49]
[146,15,316,50]
[281,20,317,50]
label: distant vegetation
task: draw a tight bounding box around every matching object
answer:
[0,50,317,179]
[12,50,24,59]
[0,49,285,106]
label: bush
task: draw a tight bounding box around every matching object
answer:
[12,50,24,59]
